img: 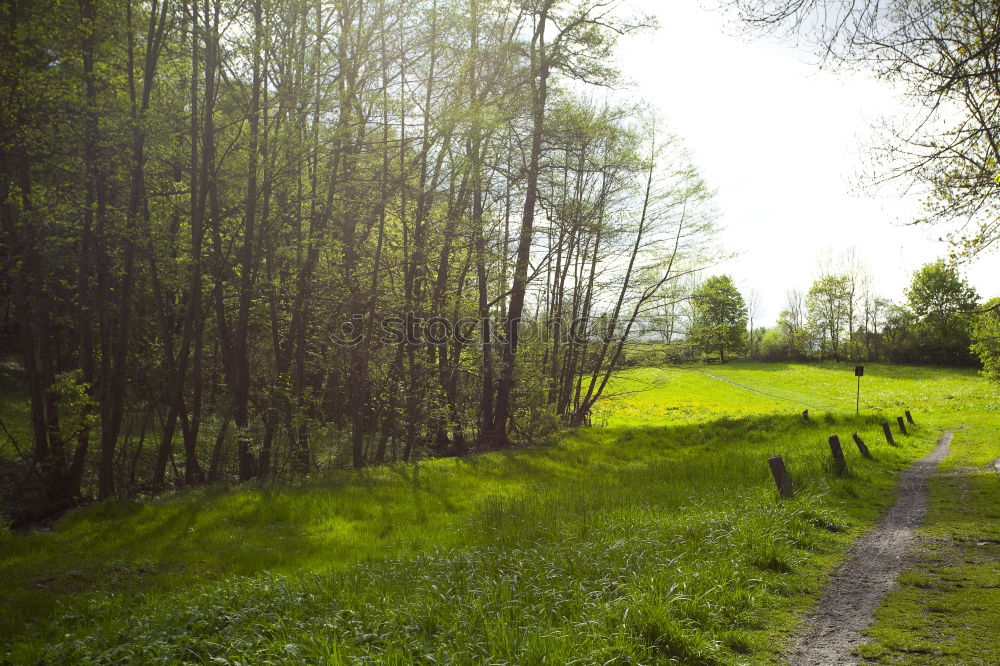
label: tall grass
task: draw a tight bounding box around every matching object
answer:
[2,363,994,664]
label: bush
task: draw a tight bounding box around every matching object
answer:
[971,298,1000,382]
[760,328,787,361]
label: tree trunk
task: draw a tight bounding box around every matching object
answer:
[487,1,551,447]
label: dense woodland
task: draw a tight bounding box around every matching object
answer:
[0,0,734,520]
[2,0,999,524]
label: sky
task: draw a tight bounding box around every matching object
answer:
[612,0,1000,326]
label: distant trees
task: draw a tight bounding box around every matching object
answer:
[760,289,812,361]
[906,261,980,364]
[971,298,1000,383]
[745,287,762,360]
[860,291,891,362]
[689,275,747,362]
[758,290,801,361]
[806,274,851,361]
[730,1,1000,369]
[754,258,983,367]
[880,305,919,364]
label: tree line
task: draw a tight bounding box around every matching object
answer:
[0,0,728,522]
[757,260,986,365]
[659,259,992,369]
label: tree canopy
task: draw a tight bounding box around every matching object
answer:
[806,274,851,361]
[0,0,728,521]
[907,260,980,365]
[971,298,1000,382]
[689,275,747,362]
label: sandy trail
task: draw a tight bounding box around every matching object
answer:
[787,430,955,665]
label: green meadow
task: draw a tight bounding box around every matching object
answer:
[857,416,1000,664]
[1,363,997,663]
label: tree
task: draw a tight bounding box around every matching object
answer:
[881,304,919,363]
[485,0,650,448]
[0,0,682,521]
[733,0,1000,260]
[567,127,718,425]
[971,298,1000,382]
[745,286,762,360]
[772,298,813,360]
[806,274,851,360]
[906,260,980,364]
[689,275,747,362]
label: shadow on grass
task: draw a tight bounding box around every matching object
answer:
[0,406,938,647]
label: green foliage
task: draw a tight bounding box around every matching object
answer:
[907,261,979,319]
[760,326,785,360]
[689,275,747,362]
[511,346,561,443]
[807,274,852,360]
[971,297,1000,382]
[905,260,980,365]
[0,0,682,509]
[49,370,97,448]
[760,310,813,361]
[880,304,919,363]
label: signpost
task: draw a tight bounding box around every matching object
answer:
[855,365,864,416]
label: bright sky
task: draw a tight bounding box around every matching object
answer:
[614,0,1000,325]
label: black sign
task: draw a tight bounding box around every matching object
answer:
[855,365,864,377]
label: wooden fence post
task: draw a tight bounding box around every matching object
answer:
[905,410,914,425]
[852,433,872,460]
[828,435,848,476]
[881,422,896,446]
[897,416,908,436]
[768,455,794,499]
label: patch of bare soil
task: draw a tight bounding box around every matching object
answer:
[787,430,955,665]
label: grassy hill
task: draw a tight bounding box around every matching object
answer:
[1,363,996,663]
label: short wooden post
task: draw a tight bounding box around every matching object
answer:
[768,455,794,499]
[905,410,914,425]
[897,416,908,436]
[881,422,896,446]
[852,432,872,459]
[801,409,809,422]
[828,435,848,476]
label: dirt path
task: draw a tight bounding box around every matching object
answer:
[787,429,955,665]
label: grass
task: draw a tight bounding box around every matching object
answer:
[0,362,996,663]
[856,415,1000,664]
[690,361,991,419]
